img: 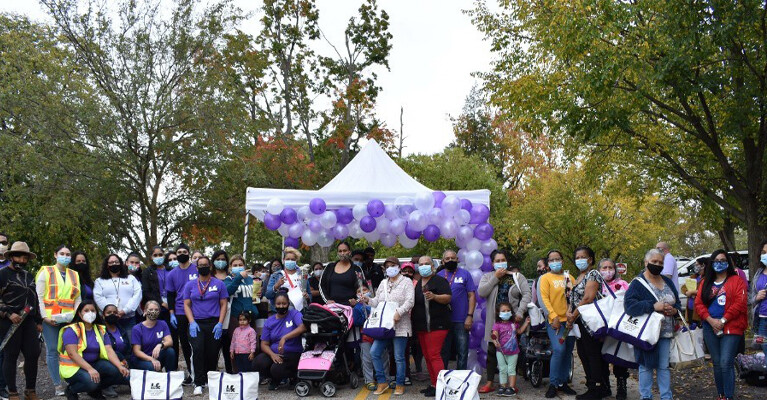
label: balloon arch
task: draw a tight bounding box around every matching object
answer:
[244,140,495,374]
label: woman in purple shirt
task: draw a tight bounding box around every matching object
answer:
[253,293,306,390]
[131,300,176,372]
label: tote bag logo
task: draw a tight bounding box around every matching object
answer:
[622,316,640,332]
[148,381,164,396]
[226,384,236,393]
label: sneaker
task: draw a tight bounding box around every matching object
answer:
[545,385,558,399]
[560,384,577,395]
[423,386,436,397]
[102,386,118,398]
[55,385,66,397]
[0,387,9,400]
[260,378,270,386]
[496,387,507,397]
[404,376,412,386]
[509,387,518,396]
[182,377,193,386]
[193,386,203,396]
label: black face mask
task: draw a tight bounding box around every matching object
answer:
[104,314,120,326]
[537,269,547,276]
[73,262,88,272]
[444,261,458,271]
[275,306,289,315]
[198,266,211,276]
[108,264,122,274]
[647,263,664,276]
[177,254,190,264]
[11,261,27,270]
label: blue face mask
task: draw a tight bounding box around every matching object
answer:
[549,261,563,272]
[57,256,71,266]
[418,264,433,277]
[494,262,507,271]
[761,254,767,266]
[713,261,729,273]
[231,267,244,275]
[168,260,179,269]
[353,261,363,267]
[284,260,298,270]
[499,311,512,321]
[153,257,165,266]
[575,259,589,271]
[214,260,228,270]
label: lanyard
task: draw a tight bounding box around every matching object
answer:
[197,278,211,300]
[284,271,297,289]
[111,278,122,308]
[443,270,458,287]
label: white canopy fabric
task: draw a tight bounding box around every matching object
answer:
[245,140,490,217]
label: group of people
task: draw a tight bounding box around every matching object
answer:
[0,232,763,400]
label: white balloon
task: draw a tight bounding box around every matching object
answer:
[288,223,304,239]
[277,224,290,237]
[465,250,483,269]
[389,218,406,235]
[297,206,311,223]
[301,229,318,246]
[319,211,338,229]
[427,208,444,225]
[266,198,284,215]
[352,204,368,220]
[399,235,418,249]
[441,195,461,216]
[349,221,363,239]
[467,238,482,252]
[480,238,498,255]
[394,196,415,218]
[407,210,428,231]
[364,230,381,243]
[457,248,466,263]
[440,219,458,238]
[457,209,471,225]
[376,217,390,234]
[414,191,435,212]
[384,204,398,220]
[380,233,397,247]
[317,230,334,247]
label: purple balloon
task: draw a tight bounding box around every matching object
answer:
[284,237,299,248]
[264,213,281,231]
[432,191,446,208]
[481,254,493,272]
[474,223,494,241]
[335,207,354,224]
[332,224,349,240]
[457,226,474,243]
[470,322,484,339]
[477,350,487,368]
[405,223,422,240]
[469,334,481,350]
[469,204,490,224]
[423,225,441,242]
[480,305,487,322]
[360,216,377,233]
[279,207,297,225]
[309,198,326,215]
[308,219,323,233]
[460,198,473,212]
[367,199,385,218]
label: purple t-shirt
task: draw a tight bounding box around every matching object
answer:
[131,320,170,356]
[104,326,127,356]
[262,309,303,354]
[492,321,519,356]
[62,326,101,363]
[181,278,227,320]
[756,273,767,317]
[166,265,198,314]
[438,268,477,323]
[157,268,168,298]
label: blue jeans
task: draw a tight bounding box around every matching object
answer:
[441,322,469,370]
[638,338,672,400]
[546,322,575,387]
[130,348,178,372]
[702,323,739,398]
[65,359,128,394]
[758,317,767,361]
[42,323,63,386]
[372,336,408,386]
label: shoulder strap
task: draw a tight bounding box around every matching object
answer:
[634,275,661,302]
[510,272,520,290]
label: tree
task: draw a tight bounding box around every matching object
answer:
[471,0,767,278]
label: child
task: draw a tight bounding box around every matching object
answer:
[492,302,529,396]
[230,311,257,373]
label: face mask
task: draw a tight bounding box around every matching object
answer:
[82,311,97,324]
[713,261,728,273]
[284,261,298,270]
[168,260,179,269]
[647,263,663,276]
[499,311,512,321]
[231,267,244,275]
[198,266,211,276]
[104,314,120,326]
[73,262,88,272]
[108,264,122,274]
[128,264,139,272]
[153,257,165,266]
[600,269,615,281]
[145,310,160,321]
[353,261,363,267]
[761,254,767,266]
[275,306,289,315]
[313,270,322,278]
[259,273,268,281]
[386,266,400,278]
[418,265,433,277]
[575,259,589,271]
[58,256,71,266]
[537,269,547,276]
[444,261,458,271]
[12,261,28,270]
[0,244,7,255]
[339,254,352,263]
[214,260,228,270]
[358,292,369,299]
[494,262,507,271]
[177,254,190,264]
[549,261,562,272]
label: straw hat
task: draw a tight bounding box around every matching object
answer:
[4,241,37,260]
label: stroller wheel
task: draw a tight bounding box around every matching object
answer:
[295,381,311,397]
[568,356,574,383]
[350,373,359,389]
[320,381,337,397]
[530,360,543,388]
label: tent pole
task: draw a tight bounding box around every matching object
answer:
[243,212,250,262]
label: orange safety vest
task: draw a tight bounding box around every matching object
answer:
[37,265,81,318]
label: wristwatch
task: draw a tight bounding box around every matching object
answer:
[720,318,727,325]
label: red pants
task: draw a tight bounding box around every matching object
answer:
[417,329,448,386]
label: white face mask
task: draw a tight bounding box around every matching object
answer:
[82,311,97,324]
[0,244,7,257]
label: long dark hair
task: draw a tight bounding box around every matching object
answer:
[71,299,106,325]
[70,251,95,288]
[700,249,736,306]
[99,254,127,279]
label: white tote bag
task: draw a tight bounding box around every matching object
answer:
[436,370,481,400]
[130,370,184,400]
[207,371,259,400]
[362,279,398,339]
[669,312,704,369]
[284,272,305,311]
[577,277,624,338]
[607,277,665,351]
[527,303,546,331]
[601,336,638,369]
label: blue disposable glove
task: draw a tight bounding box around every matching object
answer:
[213,322,223,340]
[189,321,200,338]
[169,313,178,328]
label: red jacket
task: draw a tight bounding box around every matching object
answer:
[694,275,749,335]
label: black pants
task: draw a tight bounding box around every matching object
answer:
[0,318,41,392]
[254,352,300,381]
[234,354,254,373]
[576,320,609,387]
[486,342,498,381]
[175,316,193,378]
[189,318,221,386]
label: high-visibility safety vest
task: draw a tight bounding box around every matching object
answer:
[57,322,108,379]
[36,265,81,318]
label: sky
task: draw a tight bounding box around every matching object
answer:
[0,0,494,156]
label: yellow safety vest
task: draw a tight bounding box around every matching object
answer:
[57,322,108,379]
[36,265,81,318]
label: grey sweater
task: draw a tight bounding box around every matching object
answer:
[478,271,531,343]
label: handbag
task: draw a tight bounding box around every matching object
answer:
[284,272,305,312]
[601,336,638,369]
[207,371,259,400]
[577,275,623,338]
[362,279,399,339]
[607,276,665,351]
[129,370,184,400]
[435,369,481,400]
[527,303,546,331]
[669,311,704,369]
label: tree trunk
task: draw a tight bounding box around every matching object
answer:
[745,201,766,282]
[718,215,737,252]
[310,244,330,263]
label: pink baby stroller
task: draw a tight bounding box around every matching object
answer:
[295,303,359,397]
